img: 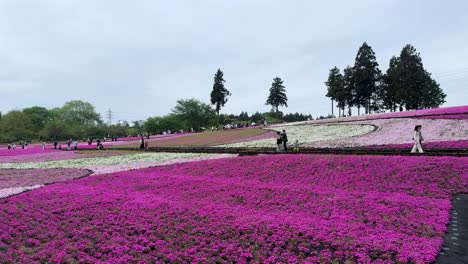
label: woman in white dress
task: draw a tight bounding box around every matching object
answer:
[411,125,424,153]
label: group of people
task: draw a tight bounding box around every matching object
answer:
[139,136,149,151]
[7,141,28,150]
[275,130,290,152]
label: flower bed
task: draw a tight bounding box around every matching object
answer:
[0,148,58,157]
[0,168,91,189]
[364,140,468,150]
[219,124,374,148]
[115,128,270,148]
[275,105,468,126]
[0,155,466,263]
[0,150,129,164]
[0,153,234,175]
[0,168,91,198]
[414,113,468,120]
[307,118,468,148]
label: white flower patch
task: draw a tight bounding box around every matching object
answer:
[218,124,375,148]
[0,153,234,170]
[0,185,44,199]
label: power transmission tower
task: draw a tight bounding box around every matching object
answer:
[106,108,113,125]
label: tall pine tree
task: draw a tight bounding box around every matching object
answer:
[266,77,288,119]
[397,44,445,110]
[325,67,344,117]
[210,69,231,119]
[343,66,355,116]
[352,42,382,115]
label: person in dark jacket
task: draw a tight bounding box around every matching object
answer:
[281,130,288,151]
[140,137,145,150]
[276,131,283,152]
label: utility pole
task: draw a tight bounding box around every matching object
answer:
[106,108,113,125]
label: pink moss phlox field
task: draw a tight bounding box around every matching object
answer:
[0,151,124,163]
[414,113,468,120]
[117,133,193,142]
[0,168,91,189]
[222,130,277,145]
[308,118,467,148]
[0,148,58,157]
[365,140,468,150]
[281,105,468,126]
[1,155,467,263]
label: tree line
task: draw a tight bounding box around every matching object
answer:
[325,42,446,116]
[0,71,308,143]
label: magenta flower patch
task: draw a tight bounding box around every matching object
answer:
[0,154,466,263]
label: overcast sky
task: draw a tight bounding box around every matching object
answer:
[1,0,467,122]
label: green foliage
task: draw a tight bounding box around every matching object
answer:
[0,110,34,142]
[352,42,382,114]
[325,67,345,116]
[328,42,446,114]
[61,100,102,126]
[266,77,288,118]
[210,69,231,116]
[22,106,51,134]
[172,98,216,131]
[40,120,66,140]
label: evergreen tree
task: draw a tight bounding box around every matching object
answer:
[420,71,446,108]
[381,56,402,111]
[397,44,445,110]
[266,77,288,119]
[325,67,344,116]
[343,66,355,116]
[352,42,381,114]
[210,69,231,119]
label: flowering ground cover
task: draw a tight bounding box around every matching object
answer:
[116,128,269,148]
[364,140,468,150]
[414,113,468,120]
[0,150,131,163]
[0,154,466,263]
[0,168,91,198]
[219,124,375,148]
[0,148,57,157]
[0,152,234,175]
[307,118,468,148]
[275,105,468,127]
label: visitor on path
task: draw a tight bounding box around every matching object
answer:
[21,141,25,150]
[53,140,58,149]
[411,125,424,153]
[276,131,283,152]
[42,142,46,150]
[293,140,300,152]
[25,142,28,150]
[144,141,149,151]
[88,138,92,145]
[281,130,288,152]
[7,144,11,150]
[74,140,78,150]
[140,137,145,150]
[12,143,16,149]
[67,139,71,150]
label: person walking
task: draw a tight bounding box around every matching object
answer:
[144,140,149,151]
[281,130,288,152]
[411,125,424,153]
[276,131,283,152]
[42,142,46,150]
[140,136,145,150]
[67,139,71,150]
[53,140,58,149]
[74,140,78,150]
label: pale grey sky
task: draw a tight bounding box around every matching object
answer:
[1,0,467,122]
